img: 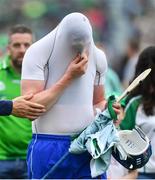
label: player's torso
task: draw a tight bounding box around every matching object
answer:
[33,50,97,135]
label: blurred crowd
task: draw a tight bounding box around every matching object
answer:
[1,0,155,71]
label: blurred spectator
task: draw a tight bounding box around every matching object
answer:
[0,0,154,70]
[96,42,123,99]
[120,46,155,179]
[0,34,8,57]
[0,50,3,57]
[121,36,141,88]
[0,24,33,179]
[84,4,108,42]
[104,68,123,98]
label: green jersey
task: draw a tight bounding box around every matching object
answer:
[0,55,32,160]
[120,96,141,130]
[104,68,123,98]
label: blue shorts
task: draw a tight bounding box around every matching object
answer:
[27,134,107,179]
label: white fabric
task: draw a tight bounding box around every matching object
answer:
[22,12,107,134]
[118,129,149,155]
[136,105,155,173]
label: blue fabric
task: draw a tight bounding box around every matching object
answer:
[27,134,107,179]
[0,100,12,115]
[0,159,27,179]
[138,172,155,179]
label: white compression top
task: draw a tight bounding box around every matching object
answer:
[22,12,107,135]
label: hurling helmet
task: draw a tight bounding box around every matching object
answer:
[112,126,152,170]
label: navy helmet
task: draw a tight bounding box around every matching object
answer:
[112,126,152,170]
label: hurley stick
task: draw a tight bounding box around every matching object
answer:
[116,68,151,102]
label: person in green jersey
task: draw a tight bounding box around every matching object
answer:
[120,46,155,179]
[0,24,36,179]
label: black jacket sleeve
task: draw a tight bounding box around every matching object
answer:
[0,100,13,115]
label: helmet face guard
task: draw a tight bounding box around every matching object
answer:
[112,127,152,170]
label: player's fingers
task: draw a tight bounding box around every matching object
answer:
[27,112,44,117]
[112,107,121,114]
[81,53,87,60]
[114,120,120,127]
[77,57,88,67]
[26,101,46,110]
[23,93,34,100]
[27,115,39,121]
[112,102,121,109]
[27,107,46,113]
[73,54,81,63]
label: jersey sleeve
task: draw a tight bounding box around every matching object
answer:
[22,29,57,81]
[94,47,108,85]
[0,100,13,115]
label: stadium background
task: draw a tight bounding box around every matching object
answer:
[0,0,155,73]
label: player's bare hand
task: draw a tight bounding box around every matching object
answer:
[12,94,46,120]
[66,53,88,79]
[112,102,125,126]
